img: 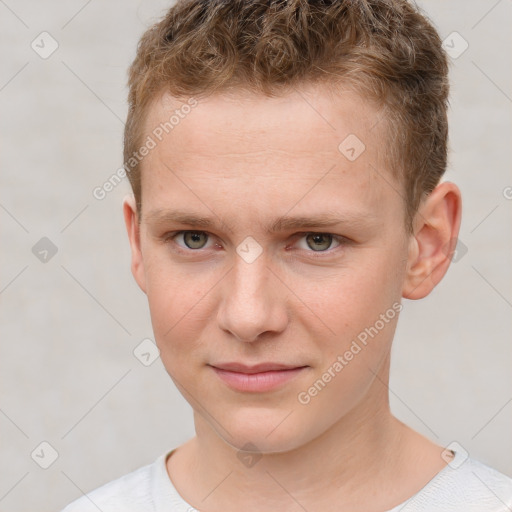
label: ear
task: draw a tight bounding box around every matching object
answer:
[123,194,147,294]
[402,181,462,300]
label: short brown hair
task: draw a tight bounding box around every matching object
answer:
[124,0,450,232]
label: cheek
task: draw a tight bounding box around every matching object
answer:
[293,270,400,424]
[143,253,200,346]
[293,248,402,335]
[290,246,404,384]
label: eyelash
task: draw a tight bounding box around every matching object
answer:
[162,230,348,258]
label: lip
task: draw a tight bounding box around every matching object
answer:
[209,362,309,392]
[211,362,305,373]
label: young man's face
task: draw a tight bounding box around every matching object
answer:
[126,85,413,453]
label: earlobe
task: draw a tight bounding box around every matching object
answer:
[402,181,462,300]
[123,194,147,294]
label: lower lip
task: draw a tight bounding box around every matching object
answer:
[211,366,308,392]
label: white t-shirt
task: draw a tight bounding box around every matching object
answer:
[61,448,512,511]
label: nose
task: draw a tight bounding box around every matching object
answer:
[216,255,289,343]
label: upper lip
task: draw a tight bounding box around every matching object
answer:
[210,362,307,374]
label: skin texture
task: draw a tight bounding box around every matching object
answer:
[124,84,462,512]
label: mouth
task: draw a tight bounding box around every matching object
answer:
[208,362,309,392]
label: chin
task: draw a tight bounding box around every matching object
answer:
[211,405,311,455]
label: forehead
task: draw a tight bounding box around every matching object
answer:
[144,84,385,160]
[140,84,401,228]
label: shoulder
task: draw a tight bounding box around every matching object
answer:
[404,454,512,511]
[60,458,157,512]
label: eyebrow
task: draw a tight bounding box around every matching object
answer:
[144,208,375,233]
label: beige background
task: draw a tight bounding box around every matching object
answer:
[0,1,511,510]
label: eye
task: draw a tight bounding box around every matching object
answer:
[163,230,348,257]
[296,232,342,253]
[168,231,214,251]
